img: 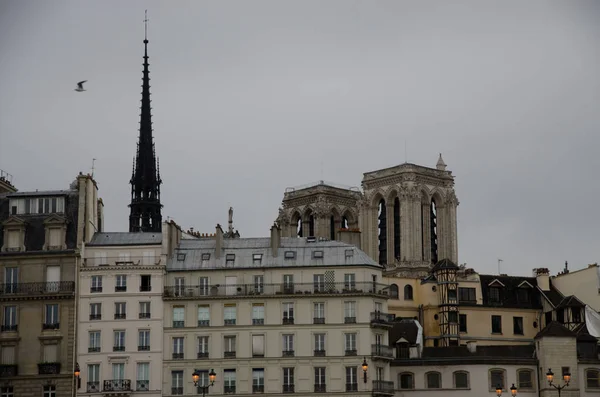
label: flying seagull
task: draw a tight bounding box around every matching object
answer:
[75,80,87,92]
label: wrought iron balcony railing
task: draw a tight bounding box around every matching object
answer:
[371,344,394,358]
[224,386,236,394]
[370,311,395,324]
[282,384,295,393]
[136,380,149,391]
[252,385,264,393]
[0,282,75,296]
[346,383,358,392]
[164,281,390,299]
[85,256,161,267]
[86,381,100,393]
[0,364,18,377]
[38,362,61,375]
[1,325,17,332]
[103,379,131,392]
[314,384,326,392]
[372,380,395,394]
[42,322,59,330]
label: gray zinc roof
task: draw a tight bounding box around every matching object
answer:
[168,237,380,271]
[6,189,73,198]
[87,232,162,246]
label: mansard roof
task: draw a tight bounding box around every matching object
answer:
[391,344,536,366]
[389,319,419,346]
[478,274,543,309]
[167,237,380,271]
[88,232,162,246]
[6,189,72,198]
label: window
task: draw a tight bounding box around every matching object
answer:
[314,274,325,292]
[557,308,565,323]
[345,367,358,391]
[313,302,325,323]
[138,330,150,351]
[454,371,469,388]
[313,250,324,259]
[284,251,296,259]
[42,343,57,365]
[174,277,185,295]
[177,253,186,261]
[344,301,356,323]
[314,333,325,355]
[44,304,59,329]
[252,304,264,325]
[0,387,13,397]
[315,367,326,392]
[115,275,127,291]
[459,314,467,332]
[224,369,236,394]
[517,369,533,389]
[224,336,236,358]
[399,373,414,389]
[389,284,399,299]
[513,317,524,335]
[252,254,262,263]
[140,275,151,292]
[199,277,209,296]
[252,335,264,357]
[2,306,17,332]
[283,368,295,392]
[345,249,354,257]
[283,334,294,356]
[490,369,506,391]
[139,302,150,319]
[91,276,102,292]
[224,304,236,325]
[201,253,211,261]
[197,336,209,358]
[113,330,125,351]
[253,368,265,393]
[586,369,600,389]
[87,364,100,392]
[88,331,101,352]
[489,287,501,302]
[282,302,294,324]
[404,285,413,300]
[448,311,458,323]
[198,305,210,326]
[254,275,264,293]
[136,362,150,391]
[344,274,356,290]
[172,337,184,359]
[426,372,441,389]
[114,302,126,320]
[42,385,56,397]
[171,370,184,395]
[283,275,294,293]
[173,306,184,327]
[459,287,476,302]
[4,268,17,293]
[90,303,102,320]
[226,254,235,265]
[517,288,530,303]
[572,308,582,323]
[492,315,502,333]
[344,333,357,355]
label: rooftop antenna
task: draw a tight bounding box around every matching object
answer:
[497,258,503,274]
[404,138,407,163]
[144,9,149,40]
[91,158,97,177]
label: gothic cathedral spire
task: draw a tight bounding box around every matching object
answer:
[129,11,163,232]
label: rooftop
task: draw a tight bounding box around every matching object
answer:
[87,232,163,246]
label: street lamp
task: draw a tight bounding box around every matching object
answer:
[193,369,216,397]
[496,383,517,397]
[546,368,570,397]
[361,357,368,384]
[74,362,81,389]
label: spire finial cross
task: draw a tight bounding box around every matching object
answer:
[144,10,149,40]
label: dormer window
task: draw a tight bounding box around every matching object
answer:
[201,253,211,261]
[516,288,530,303]
[252,254,262,264]
[1,217,26,252]
[345,249,354,258]
[313,251,324,259]
[489,287,501,303]
[177,253,186,261]
[226,254,235,265]
[9,197,65,215]
[43,215,68,251]
[284,251,296,259]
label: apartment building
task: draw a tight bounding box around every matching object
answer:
[162,224,394,397]
[76,221,181,396]
[0,173,101,397]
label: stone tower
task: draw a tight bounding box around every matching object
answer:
[128,17,163,233]
[360,154,459,271]
[276,155,459,275]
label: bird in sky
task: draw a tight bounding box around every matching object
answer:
[75,80,87,92]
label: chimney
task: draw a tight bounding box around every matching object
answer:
[271,223,281,257]
[215,224,224,259]
[533,268,550,291]
[466,341,477,353]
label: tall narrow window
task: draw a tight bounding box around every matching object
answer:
[252,369,265,393]
[171,371,184,395]
[224,370,236,394]
[88,364,100,392]
[197,305,210,326]
[283,334,294,356]
[314,333,325,355]
[393,197,400,260]
[172,307,184,328]
[252,304,264,325]
[282,302,294,324]
[344,301,356,323]
[313,302,325,324]
[199,277,209,296]
[378,198,387,265]
[224,304,236,325]
[315,367,326,392]
[224,336,236,358]
[430,199,438,264]
[172,337,184,359]
[344,333,357,355]
[197,336,209,358]
[283,368,295,393]
[330,216,335,240]
[138,330,150,351]
[44,304,59,329]
[136,363,150,391]
[346,367,358,391]
[308,214,315,237]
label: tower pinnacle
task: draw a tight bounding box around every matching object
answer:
[128,11,163,232]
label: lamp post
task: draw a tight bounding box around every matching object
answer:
[546,368,570,397]
[74,362,81,390]
[361,357,368,384]
[193,369,216,397]
[496,383,517,397]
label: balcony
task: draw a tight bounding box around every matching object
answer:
[139,312,150,319]
[224,386,236,394]
[252,385,264,393]
[371,344,394,360]
[372,380,394,396]
[346,383,358,392]
[283,384,295,393]
[87,381,100,392]
[138,345,150,351]
[136,380,149,391]
[172,353,184,360]
[314,384,326,393]
[224,351,236,358]
[0,282,75,299]
[163,281,390,300]
[345,349,357,356]
[197,352,209,359]
[282,350,295,357]
[90,314,101,320]
[0,325,17,332]
[282,317,294,325]
[370,311,394,328]
[38,362,61,375]
[103,379,131,392]
[0,364,18,377]
[42,322,59,330]
[85,256,161,267]
[114,313,126,320]
[314,350,325,357]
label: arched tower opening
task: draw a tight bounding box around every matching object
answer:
[393,197,401,261]
[291,211,302,237]
[304,209,315,237]
[430,198,439,264]
[377,198,387,265]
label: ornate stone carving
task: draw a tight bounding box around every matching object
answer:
[313,195,330,217]
[276,207,289,226]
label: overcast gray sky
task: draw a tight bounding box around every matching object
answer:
[1,0,599,276]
